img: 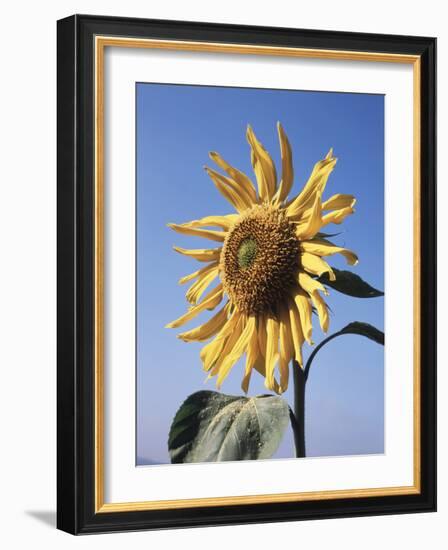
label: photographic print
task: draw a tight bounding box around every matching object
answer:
[136,83,385,466]
[57,16,436,533]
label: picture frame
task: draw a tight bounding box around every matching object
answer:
[57,14,436,534]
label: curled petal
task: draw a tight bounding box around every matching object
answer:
[257,314,267,359]
[300,239,358,266]
[166,284,223,328]
[265,316,280,391]
[321,206,355,227]
[286,155,337,219]
[301,252,336,281]
[209,151,258,204]
[273,122,294,204]
[205,167,252,212]
[209,315,245,379]
[254,359,280,394]
[178,304,229,342]
[241,316,260,393]
[168,223,226,243]
[246,125,277,201]
[322,194,356,211]
[216,316,256,388]
[298,271,328,296]
[186,266,219,304]
[288,298,305,364]
[178,261,219,285]
[292,290,313,345]
[278,306,294,391]
[310,291,330,333]
[173,246,221,262]
[178,214,238,230]
[200,311,239,371]
[205,166,255,208]
[295,194,323,240]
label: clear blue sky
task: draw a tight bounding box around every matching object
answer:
[136,83,384,465]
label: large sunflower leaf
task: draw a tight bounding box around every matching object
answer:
[168,390,289,463]
[319,268,384,298]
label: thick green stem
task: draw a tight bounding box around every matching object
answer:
[291,360,306,458]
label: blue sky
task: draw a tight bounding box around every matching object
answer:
[136,83,384,465]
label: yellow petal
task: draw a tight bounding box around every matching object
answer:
[300,239,358,266]
[240,315,281,394]
[246,125,277,201]
[322,194,356,211]
[166,284,223,328]
[291,289,313,344]
[209,151,258,204]
[209,315,244,379]
[185,266,219,304]
[273,122,293,204]
[310,290,330,333]
[173,246,221,262]
[200,312,239,371]
[265,316,280,391]
[178,261,219,285]
[298,271,328,296]
[321,206,355,227]
[278,306,294,392]
[216,316,256,388]
[205,167,253,212]
[167,223,226,243]
[286,156,337,219]
[178,305,229,342]
[179,214,238,231]
[252,355,281,394]
[288,299,305,365]
[207,166,255,207]
[300,252,336,281]
[241,316,260,393]
[295,194,323,240]
[241,367,252,395]
[257,314,267,358]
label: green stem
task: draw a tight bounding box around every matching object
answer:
[291,360,306,458]
[304,332,342,382]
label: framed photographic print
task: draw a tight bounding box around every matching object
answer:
[57,14,436,534]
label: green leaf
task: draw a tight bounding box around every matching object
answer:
[168,390,290,463]
[338,321,385,345]
[304,321,384,380]
[316,231,342,239]
[319,268,384,298]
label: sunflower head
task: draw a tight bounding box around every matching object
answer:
[220,204,299,316]
[166,123,358,394]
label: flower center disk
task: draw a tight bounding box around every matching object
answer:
[221,204,300,315]
[237,238,258,269]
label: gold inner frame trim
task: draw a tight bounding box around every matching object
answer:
[94,35,422,514]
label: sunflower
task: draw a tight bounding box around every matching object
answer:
[166,123,357,394]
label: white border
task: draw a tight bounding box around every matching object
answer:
[104,47,414,503]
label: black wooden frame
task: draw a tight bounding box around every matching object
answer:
[57,14,436,534]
